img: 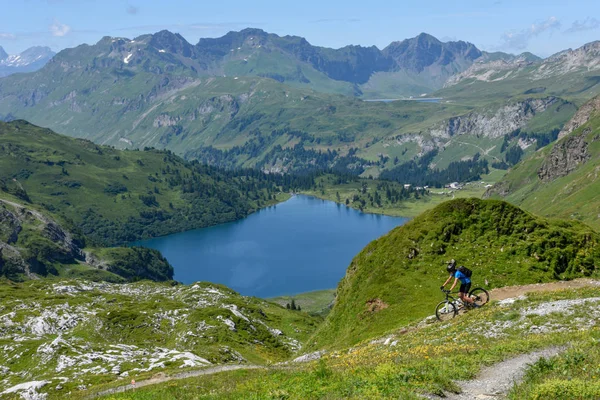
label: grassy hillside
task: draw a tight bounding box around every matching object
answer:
[83,287,600,400]
[311,198,600,349]
[487,97,600,230]
[0,279,321,398]
[0,120,308,246]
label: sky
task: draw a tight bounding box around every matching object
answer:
[1,0,599,58]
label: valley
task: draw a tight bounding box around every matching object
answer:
[1,11,600,399]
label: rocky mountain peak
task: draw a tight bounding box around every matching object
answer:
[149,30,196,57]
[546,40,600,62]
[19,46,54,60]
[0,45,56,77]
[531,41,600,80]
[415,32,442,45]
[383,33,481,72]
[197,27,270,51]
[518,52,542,62]
[238,27,269,39]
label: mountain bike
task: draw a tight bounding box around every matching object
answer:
[435,287,490,321]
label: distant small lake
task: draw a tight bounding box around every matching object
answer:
[134,196,408,298]
[364,98,442,103]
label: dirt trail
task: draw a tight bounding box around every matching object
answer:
[424,279,600,399]
[490,278,600,301]
[443,347,564,400]
[92,365,262,398]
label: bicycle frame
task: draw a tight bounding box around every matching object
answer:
[444,292,461,308]
[442,290,469,311]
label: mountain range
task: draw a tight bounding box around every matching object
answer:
[192,29,492,97]
[0,45,55,77]
[0,29,599,178]
[0,29,529,98]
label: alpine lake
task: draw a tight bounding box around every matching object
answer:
[134,195,408,298]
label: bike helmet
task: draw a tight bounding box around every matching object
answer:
[446,259,456,273]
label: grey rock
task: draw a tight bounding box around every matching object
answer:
[558,96,600,140]
[538,133,590,182]
[430,98,557,140]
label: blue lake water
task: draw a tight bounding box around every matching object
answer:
[134,195,408,298]
[363,98,442,103]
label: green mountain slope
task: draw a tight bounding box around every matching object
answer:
[0,120,307,246]
[486,96,600,230]
[311,198,600,349]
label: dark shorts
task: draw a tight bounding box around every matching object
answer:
[459,282,471,294]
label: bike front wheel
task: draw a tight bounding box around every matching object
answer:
[469,287,490,306]
[435,300,457,321]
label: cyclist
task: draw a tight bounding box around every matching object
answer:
[440,259,479,308]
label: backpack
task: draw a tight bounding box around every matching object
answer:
[457,265,472,278]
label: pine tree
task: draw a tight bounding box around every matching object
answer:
[291,299,297,310]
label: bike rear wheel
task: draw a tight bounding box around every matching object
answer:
[469,287,490,306]
[435,300,457,321]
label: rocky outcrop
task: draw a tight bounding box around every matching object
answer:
[0,207,22,244]
[153,113,181,128]
[42,221,84,261]
[538,132,591,182]
[0,280,306,398]
[558,96,600,140]
[430,97,558,139]
[0,200,85,278]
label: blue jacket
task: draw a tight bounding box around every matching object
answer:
[455,270,471,284]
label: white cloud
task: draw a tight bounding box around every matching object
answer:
[565,17,600,33]
[501,16,561,50]
[0,33,17,40]
[49,20,71,37]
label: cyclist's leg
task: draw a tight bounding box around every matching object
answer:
[459,283,473,304]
